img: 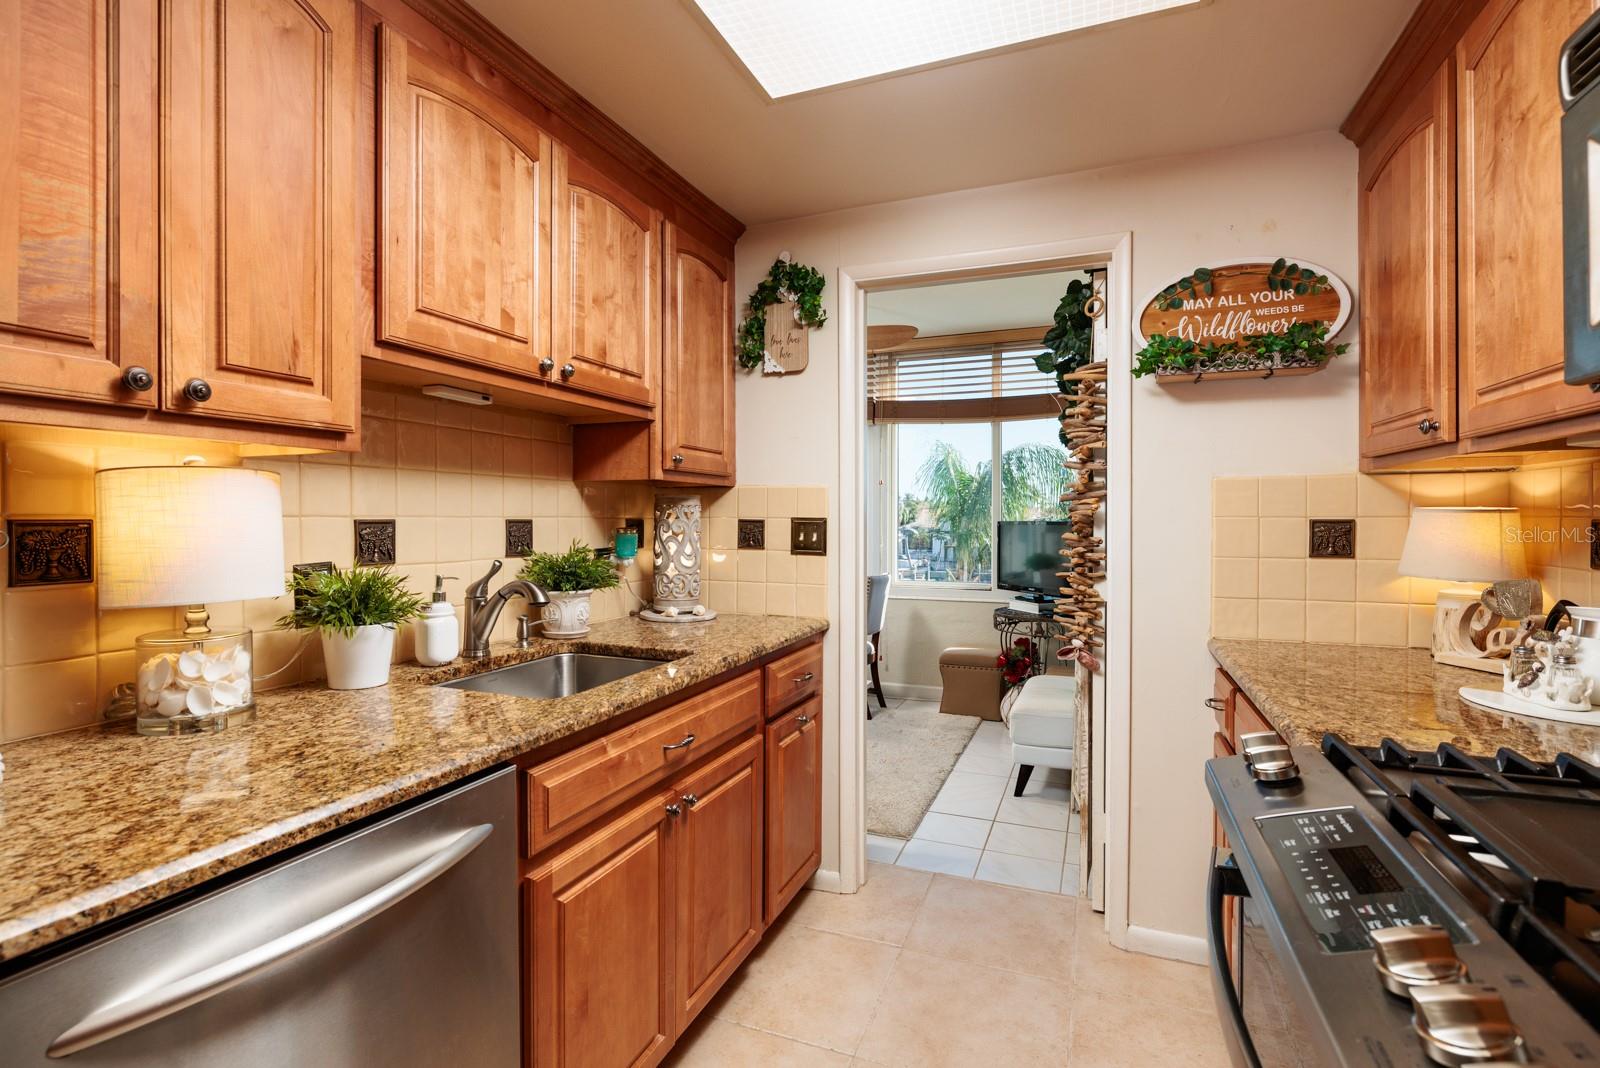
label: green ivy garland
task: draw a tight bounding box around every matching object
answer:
[1132,320,1349,378]
[736,257,827,372]
[1037,276,1096,396]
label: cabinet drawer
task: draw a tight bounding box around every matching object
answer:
[764,641,823,717]
[524,671,760,855]
[1234,691,1270,741]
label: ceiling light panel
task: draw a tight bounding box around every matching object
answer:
[692,0,1202,98]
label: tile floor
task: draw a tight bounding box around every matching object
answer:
[867,706,1079,895]
[662,863,1229,1067]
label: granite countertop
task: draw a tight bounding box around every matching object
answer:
[0,614,827,964]
[1209,639,1600,764]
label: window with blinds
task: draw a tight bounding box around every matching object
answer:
[867,344,1059,422]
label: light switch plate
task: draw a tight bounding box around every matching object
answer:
[790,517,827,556]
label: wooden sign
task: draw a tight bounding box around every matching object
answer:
[1133,260,1350,346]
[763,300,809,374]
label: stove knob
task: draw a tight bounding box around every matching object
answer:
[1409,983,1523,1067]
[1371,925,1468,996]
[1240,731,1299,784]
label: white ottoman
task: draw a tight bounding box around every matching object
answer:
[1000,674,1076,797]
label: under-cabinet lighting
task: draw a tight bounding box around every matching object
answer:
[690,0,1203,98]
[421,384,493,406]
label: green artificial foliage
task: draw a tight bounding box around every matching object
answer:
[519,540,620,593]
[1038,277,1096,394]
[277,566,427,636]
[1131,320,1350,378]
[1156,259,1334,311]
[736,257,827,371]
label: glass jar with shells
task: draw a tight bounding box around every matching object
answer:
[133,625,256,735]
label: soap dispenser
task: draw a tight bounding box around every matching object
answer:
[414,575,460,667]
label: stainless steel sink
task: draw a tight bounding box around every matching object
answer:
[437,652,666,699]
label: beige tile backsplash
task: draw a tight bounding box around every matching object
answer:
[1211,464,1598,648]
[0,386,828,742]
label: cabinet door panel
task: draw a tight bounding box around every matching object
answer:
[0,0,156,407]
[555,150,658,406]
[662,223,733,479]
[1457,0,1595,435]
[163,0,355,430]
[674,733,762,1031]
[765,696,822,924]
[1360,58,1456,457]
[528,793,676,1068]
[379,27,551,377]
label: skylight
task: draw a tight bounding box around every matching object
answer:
[691,0,1203,98]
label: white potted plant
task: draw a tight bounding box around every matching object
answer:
[278,566,427,689]
[519,540,620,638]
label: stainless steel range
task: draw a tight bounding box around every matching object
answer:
[1207,732,1600,1067]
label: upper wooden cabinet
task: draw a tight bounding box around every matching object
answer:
[0,0,158,410]
[662,223,735,481]
[1359,58,1457,458]
[1455,0,1595,437]
[553,149,660,408]
[377,26,553,379]
[163,0,357,432]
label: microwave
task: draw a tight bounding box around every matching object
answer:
[1563,8,1600,384]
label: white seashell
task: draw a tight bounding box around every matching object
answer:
[157,687,187,717]
[202,656,230,682]
[663,607,679,618]
[177,651,205,679]
[185,685,216,717]
[142,656,174,693]
[691,605,707,616]
[211,680,243,709]
[230,648,252,676]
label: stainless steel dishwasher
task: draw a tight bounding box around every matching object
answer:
[0,767,519,1066]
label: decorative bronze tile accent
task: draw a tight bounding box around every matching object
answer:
[737,519,765,550]
[791,517,827,556]
[292,561,334,608]
[506,519,533,558]
[1309,519,1355,559]
[354,520,396,566]
[7,520,93,587]
[1590,521,1600,570]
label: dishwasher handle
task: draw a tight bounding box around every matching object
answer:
[47,822,494,1059]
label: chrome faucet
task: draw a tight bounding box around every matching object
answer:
[463,560,549,659]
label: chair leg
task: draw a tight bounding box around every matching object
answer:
[869,655,887,709]
[1014,764,1035,797]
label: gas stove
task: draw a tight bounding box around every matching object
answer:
[1207,732,1600,1068]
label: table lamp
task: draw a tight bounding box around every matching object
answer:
[96,464,285,734]
[1397,506,1528,673]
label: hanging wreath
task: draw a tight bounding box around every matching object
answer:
[736,255,827,372]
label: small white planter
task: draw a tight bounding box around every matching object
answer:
[320,624,397,690]
[540,590,594,638]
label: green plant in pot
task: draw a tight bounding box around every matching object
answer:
[277,566,426,690]
[519,540,620,638]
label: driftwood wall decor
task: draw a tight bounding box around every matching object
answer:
[1055,362,1107,669]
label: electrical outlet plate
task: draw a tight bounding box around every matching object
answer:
[791,517,827,556]
[293,561,334,608]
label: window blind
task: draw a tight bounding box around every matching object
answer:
[867,345,1059,423]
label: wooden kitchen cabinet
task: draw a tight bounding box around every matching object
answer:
[553,149,660,408]
[1455,0,1595,437]
[162,0,357,432]
[673,734,764,1031]
[0,0,158,410]
[377,25,553,380]
[1359,58,1457,457]
[764,696,823,924]
[661,223,735,481]
[526,792,677,1068]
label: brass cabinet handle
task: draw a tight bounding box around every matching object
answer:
[665,803,682,818]
[794,672,815,686]
[560,363,576,379]
[182,378,213,403]
[1417,418,1440,435]
[671,453,685,466]
[662,732,696,752]
[122,366,154,392]
[681,793,699,809]
[538,357,555,374]
[1204,698,1226,711]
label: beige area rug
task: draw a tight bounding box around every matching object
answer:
[866,701,983,838]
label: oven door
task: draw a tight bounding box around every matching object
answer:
[1209,850,1324,1068]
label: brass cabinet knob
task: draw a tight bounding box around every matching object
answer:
[1418,418,1440,435]
[182,378,213,403]
[795,714,811,726]
[538,357,555,374]
[665,803,682,818]
[681,793,699,809]
[671,453,685,466]
[121,366,154,392]
[560,363,576,379]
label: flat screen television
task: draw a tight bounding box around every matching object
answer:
[996,520,1069,599]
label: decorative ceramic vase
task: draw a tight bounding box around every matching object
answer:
[652,495,703,613]
[540,590,593,638]
[320,624,396,690]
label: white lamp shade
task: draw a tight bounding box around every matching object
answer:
[1397,507,1525,583]
[95,466,285,610]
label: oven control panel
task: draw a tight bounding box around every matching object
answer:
[1256,808,1468,954]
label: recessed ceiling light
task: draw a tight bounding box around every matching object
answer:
[691,0,1203,98]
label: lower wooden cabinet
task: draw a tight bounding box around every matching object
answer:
[765,696,823,924]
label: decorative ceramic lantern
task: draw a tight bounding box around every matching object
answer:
[641,494,716,622]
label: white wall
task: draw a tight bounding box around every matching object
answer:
[735,130,1359,941]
